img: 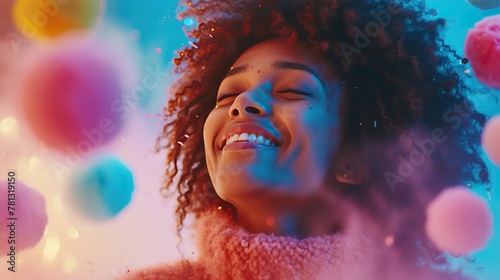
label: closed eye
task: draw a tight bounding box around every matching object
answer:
[216,93,239,103]
[276,89,313,96]
[216,89,313,104]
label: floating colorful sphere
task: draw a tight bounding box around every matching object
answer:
[0,179,48,255]
[68,155,135,220]
[467,0,500,10]
[21,36,123,153]
[425,186,493,255]
[11,0,101,39]
[464,15,500,89]
[482,115,500,166]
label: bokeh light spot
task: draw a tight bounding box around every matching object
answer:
[385,236,394,247]
[0,117,18,137]
[66,227,80,240]
[42,238,61,261]
[63,253,78,274]
[183,17,194,26]
[266,216,275,227]
[29,156,43,173]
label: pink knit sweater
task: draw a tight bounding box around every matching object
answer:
[122,207,471,280]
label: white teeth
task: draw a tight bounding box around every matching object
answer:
[238,133,249,141]
[224,132,277,147]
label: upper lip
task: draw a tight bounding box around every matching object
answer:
[219,122,282,149]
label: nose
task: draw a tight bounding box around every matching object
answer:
[229,88,270,118]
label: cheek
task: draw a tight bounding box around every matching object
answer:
[203,112,221,168]
[203,109,230,163]
[303,104,338,134]
[203,111,222,145]
[301,105,339,164]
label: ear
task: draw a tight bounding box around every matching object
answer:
[334,154,369,185]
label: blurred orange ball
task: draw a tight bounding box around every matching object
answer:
[11,0,100,39]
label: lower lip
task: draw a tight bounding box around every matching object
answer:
[222,141,275,151]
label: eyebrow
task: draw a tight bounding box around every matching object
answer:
[223,60,322,81]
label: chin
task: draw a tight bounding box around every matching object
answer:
[214,172,270,199]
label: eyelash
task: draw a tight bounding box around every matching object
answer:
[216,89,311,103]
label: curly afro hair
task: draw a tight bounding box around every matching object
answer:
[156,0,490,266]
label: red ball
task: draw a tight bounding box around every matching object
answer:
[21,40,123,152]
[464,15,500,89]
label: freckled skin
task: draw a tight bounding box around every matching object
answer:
[203,39,343,235]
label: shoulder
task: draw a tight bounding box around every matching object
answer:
[120,260,208,280]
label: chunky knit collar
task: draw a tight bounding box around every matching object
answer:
[194,207,380,280]
[122,207,471,280]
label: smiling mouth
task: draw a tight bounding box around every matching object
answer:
[222,132,279,151]
[223,141,277,151]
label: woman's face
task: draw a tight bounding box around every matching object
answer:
[203,39,342,206]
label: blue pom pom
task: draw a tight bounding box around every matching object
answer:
[70,155,135,220]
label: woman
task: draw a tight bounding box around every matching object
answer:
[124,0,489,279]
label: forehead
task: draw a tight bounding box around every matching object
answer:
[227,39,338,95]
[231,39,334,76]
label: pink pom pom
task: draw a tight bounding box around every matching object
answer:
[21,37,123,152]
[482,115,500,166]
[425,186,493,255]
[0,179,48,255]
[464,15,500,89]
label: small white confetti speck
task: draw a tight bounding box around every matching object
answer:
[188,41,198,49]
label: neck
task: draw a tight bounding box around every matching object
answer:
[235,204,298,236]
[232,190,343,238]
